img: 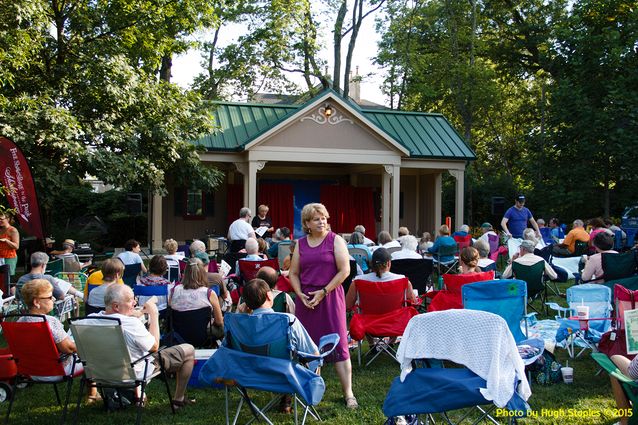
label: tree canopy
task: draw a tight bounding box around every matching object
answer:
[376,0,638,222]
[0,0,223,206]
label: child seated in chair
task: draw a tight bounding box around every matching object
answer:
[243,278,317,356]
[243,278,318,414]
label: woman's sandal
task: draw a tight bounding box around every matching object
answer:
[345,396,359,410]
[172,398,197,410]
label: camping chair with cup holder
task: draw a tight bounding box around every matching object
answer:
[383,309,531,425]
[348,277,419,367]
[198,312,340,425]
[69,316,175,425]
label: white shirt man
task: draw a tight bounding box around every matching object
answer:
[228,207,256,243]
[502,240,557,280]
[80,285,195,406]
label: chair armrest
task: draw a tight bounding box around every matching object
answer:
[298,333,340,361]
[545,302,571,318]
[592,353,638,386]
[131,345,167,366]
[524,312,537,325]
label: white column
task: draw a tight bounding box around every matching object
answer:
[151,194,163,252]
[434,172,442,229]
[391,164,401,238]
[449,169,465,230]
[247,160,266,215]
[234,162,248,207]
[382,166,391,232]
[415,173,420,234]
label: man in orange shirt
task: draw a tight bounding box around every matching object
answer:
[550,219,590,257]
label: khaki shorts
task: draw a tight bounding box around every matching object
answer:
[154,344,190,374]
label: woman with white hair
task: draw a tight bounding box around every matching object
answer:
[189,239,209,265]
[392,235,422,260]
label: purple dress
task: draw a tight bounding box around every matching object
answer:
[295,231,349,362]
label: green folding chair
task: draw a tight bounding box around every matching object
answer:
[45,259,63,276]
[591,353,638,425]
[602,251,637,282]
[512,261,547,314]
[55,272,88,293]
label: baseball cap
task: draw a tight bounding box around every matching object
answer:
[481,222,492,229]
[372,247,392,266]
[516,195,526,202]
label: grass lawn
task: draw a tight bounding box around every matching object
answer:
[0,280,624,424]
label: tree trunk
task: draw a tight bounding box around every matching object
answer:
[333,0,348,91]
[159,54,172,82]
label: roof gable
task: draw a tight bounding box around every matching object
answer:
[192,89,476,160]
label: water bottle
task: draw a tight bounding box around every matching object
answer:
[437,275,444,290]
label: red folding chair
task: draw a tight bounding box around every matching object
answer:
[230,259,280,304]
[2,314,81,424]
[237,258,279,283]
[349,277,418,367]
[453,234,472,250]
[427,271,495,312]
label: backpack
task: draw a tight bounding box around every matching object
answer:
[526,350,562,385]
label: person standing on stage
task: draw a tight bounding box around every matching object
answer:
[252,204,274,239]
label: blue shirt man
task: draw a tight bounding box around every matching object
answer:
[501,195,540,239]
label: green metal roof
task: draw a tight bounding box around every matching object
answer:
[193,94,475,160]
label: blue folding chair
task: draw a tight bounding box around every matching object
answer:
[462,279,544,367]
[546,283,612,358]
[198,312,339,425]
[539,227,554,245]
[133,284,170,315]
[383,310,531,424]
[122,263,142,288]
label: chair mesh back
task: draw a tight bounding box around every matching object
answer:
[2,317,66,377]
[356,278,408,315]
[238,259,280,282]
[122,263,142,288]
[567,284,612,333]
[453,235,472,250]
[602,251,637,282]
[171,307,212,348]
[436,243,458,259]
[133,285,169,297]
[512,261,545,298]
[443,271,495,294]
[613,285,637,330]
[46,259,63,276]
[70,320,137,382]
[56,272,88,292]
[224,313,291,360]
[462,279,528,343]
[348,247,370,271]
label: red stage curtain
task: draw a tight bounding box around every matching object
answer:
[226,184,243,227]
[320,185,375,235]
[258,183,294,233]
[353,187,376,240]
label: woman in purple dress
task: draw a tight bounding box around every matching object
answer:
[289,203,357,409]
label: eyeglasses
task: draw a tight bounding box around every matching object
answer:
[38,295,55,301]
